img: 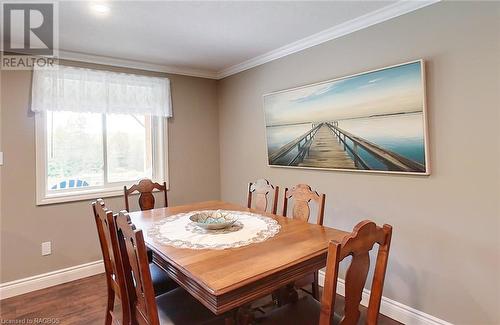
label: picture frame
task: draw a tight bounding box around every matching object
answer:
[262,59,430,175]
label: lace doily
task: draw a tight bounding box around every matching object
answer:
[148,210,281,250]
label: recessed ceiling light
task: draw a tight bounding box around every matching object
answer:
[91,3,110,15]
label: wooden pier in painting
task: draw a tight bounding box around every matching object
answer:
[298,124,355,169]
[268,122,425,172]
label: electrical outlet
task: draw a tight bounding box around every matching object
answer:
[41,241,51,256]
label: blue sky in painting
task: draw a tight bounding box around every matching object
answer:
[264,61,424,125]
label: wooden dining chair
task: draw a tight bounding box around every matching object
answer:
[261,220,393,325]
[247,179,279,214]
[115,211,226,325]
[92,199,130,325]
[123,178,176,292]
[282,183,326,225]
[124,178,168,212]
[93,199,177,309]
[282,184,326,299]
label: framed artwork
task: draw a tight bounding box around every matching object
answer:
[263,60,429,175]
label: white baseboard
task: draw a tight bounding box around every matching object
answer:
[0,260,104,300]
[318,270,452,325]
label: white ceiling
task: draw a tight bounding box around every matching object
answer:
[58,1,437,79]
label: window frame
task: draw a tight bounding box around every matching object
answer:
[35,111,169,205]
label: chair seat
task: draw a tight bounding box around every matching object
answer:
[147,247,154,263]
[261,294,377,325]
[260,295,322,325]
[150,263,179,295]
[155,287,224,324]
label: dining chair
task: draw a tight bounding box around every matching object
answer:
[282,183,326,225]
[115,210,226,325]
[124,178,168,212]
[261,220,393,325]
[282,183,326,299]
[92,199,131,325]
[93,200,177,308]
[123,178,176,292]
[247,179,279,214]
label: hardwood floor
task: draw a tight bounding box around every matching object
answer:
[0,274,110,324]
[0,273,401,324]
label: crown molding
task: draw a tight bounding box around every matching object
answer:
[216,0,440,79]
[57,50,219,79]
[55,0,439,80]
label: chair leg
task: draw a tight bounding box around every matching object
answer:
[224,309,238,325]
[272,283,299,307]
[237,304,254,325]
[311,271,320,300]
[105,289,115,325]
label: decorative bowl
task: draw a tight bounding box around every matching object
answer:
[189,210,238,230]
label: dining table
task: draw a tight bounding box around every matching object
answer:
[128,200,349,320]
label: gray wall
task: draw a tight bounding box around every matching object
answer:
[1,2,499,324]
[217,2,499,324]
[0,62,221,282]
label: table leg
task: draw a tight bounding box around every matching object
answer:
[237,304,254,325]
[224,309,238,325]
[311,271,320,300]
[271,283,299,307]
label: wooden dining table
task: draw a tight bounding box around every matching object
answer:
[128,200,349,318]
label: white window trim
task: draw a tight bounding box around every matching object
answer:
[35,112,169,205]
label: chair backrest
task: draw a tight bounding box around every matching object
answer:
[282,184,326,225]
[247,179,279,214]
[116,210,160,325]
[319,220,393,325]
[124,179,168,212]
[92,199,130,325]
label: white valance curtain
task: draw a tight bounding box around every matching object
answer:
[31,65,172,117]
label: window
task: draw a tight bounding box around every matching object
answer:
[32,65,171,204]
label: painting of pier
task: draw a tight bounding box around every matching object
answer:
[263,60,429,174]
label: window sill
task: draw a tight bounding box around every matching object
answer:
[37,187,125,206]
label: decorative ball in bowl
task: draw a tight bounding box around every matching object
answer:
[189,210,238,230]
